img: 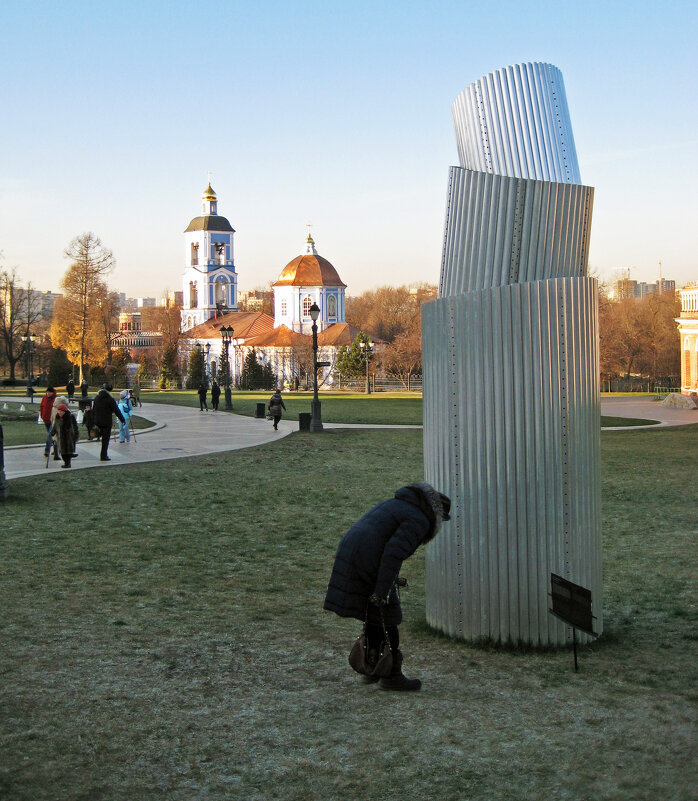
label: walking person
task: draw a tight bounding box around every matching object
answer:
[324,482,451,691]
[268,388,286,430]
[117,390,133,443]
[80,378,89,400]
[50,403,79,468]
[132,379,142,407]
[66,378,75,402]
[51,395,78,460]
[92,384,125,461]
[210,380,220,411]
[198,382,208,412]
[39,386,59,461]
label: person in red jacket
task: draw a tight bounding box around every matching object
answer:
[39,386,58,460]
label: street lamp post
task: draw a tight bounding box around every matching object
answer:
[220,326,234,410]
[309,303,323,432]
[21,332,35,403]
[359,339,374,394]
[205,342,211,379]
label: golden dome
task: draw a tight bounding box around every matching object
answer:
[273,254,346,288]
[202,183,217,200]
[273,234,346,288]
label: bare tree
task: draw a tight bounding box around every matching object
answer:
[0,266,43,380]
[95,290,122,361]
[379,328,423,389]
[346,284,436,343]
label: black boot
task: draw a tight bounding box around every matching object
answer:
[378,650,421,691]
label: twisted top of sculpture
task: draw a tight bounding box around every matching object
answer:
[452,62,581,184]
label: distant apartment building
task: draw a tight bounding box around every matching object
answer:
[676,283,698,394]
[37,290,62,319]
[160,290,183,308]
[611,277,676,300]
[137,297,156,308]
[238,289,273,312]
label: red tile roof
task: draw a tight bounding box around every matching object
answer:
[182,311,275,341]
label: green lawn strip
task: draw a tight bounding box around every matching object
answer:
[143,389,424,425]
[141,390,665,428]
[601,416,660,427]
[0,426,696,800]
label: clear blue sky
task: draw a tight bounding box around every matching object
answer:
[1,0,696,297]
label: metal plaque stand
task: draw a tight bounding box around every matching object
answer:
[549,573,599,671]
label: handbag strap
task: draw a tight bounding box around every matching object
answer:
[362,603,390,644]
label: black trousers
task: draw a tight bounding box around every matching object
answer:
[98,425,111,459]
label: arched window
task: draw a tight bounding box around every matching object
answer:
[281,299,288,317]
[327,295,337,318]
[191,243,199,265]
[189,281,198,308]
[302,296,313,319]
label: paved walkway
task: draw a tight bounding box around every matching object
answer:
[599,396,698,430]
[2,400,296,480]
[2,395,696,481]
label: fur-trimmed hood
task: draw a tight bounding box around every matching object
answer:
[398,482,451,542]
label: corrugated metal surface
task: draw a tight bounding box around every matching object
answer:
[439,167,594,296]
[423,62,601,646]
[452,62,581,184]
[423,278,602,645]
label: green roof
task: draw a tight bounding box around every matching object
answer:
[184,215,235,233]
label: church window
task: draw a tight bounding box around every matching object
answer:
[327,295,337,318]
[215,242,226,265]
[302,296,313,319]
[190,281,198,308]
[281,299,288,316]
[191,243,199,265]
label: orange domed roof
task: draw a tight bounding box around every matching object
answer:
[273,235,347,288]
[273,253,346,288]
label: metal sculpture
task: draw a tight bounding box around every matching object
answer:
[423,63,602,646]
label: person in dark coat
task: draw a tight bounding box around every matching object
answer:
[66,378,75,401]
[80,378,89,399]
[210,380,220,411]
[92,384,125,461]
[50,403,79,468]
[324,482,451,691]
[268,389,286,430]
[198,382,208,412]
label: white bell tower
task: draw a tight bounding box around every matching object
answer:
[181,183,238,331]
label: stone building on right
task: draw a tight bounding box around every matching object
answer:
[677,283,698,394]
[422,63,601,646]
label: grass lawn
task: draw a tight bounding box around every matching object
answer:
[0,426,696,800]
[141,390,660,428]
[143,389,424,425]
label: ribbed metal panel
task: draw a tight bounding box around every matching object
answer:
[452,62,581,184]
[439,167,594,296]
[423,278,602,645]
[425,62,601,646]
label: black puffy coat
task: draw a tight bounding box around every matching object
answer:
[323,485,437,626]
[92,389,124,428]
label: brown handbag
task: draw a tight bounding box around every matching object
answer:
[348,605,393,678]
